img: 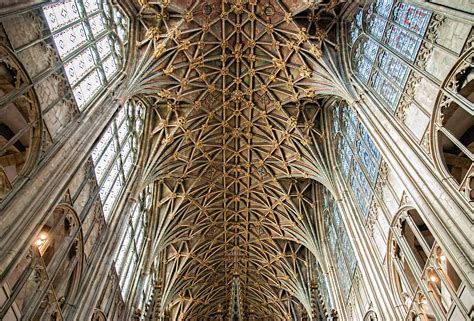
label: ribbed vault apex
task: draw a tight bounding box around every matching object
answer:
[129,0,344,319]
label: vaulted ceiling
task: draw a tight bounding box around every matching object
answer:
[122,0,349,319]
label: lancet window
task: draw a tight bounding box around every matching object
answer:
[389,208,468,320]
[322,188,358,301]
[348,0,431,111]
[115,185,153,299]
[91,101,144,221]
[332,104,382,218]
[42,0,128,110]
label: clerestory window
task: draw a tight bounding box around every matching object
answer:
[331,104,382,218]
[115,185,153,299]
[348,0,431,111]
[42,0,129,110]
[322,188,358,301]
[91,101,144,221]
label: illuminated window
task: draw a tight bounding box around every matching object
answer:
[42,0,129,110]
[323,188,358,301]
[349,0,431,111]
[332,105,381,217]
[115,185,153,299]
[91,101,145,221]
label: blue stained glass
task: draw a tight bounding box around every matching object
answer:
[356,56,373,83]
[340,226,357,274]
[356,138,377,181]
[360,126,381,162]
[343,110,357,142]
[335,246,350,298]
[332,204,342,231]
[328,223,337,254]
[393,3,431,35]
[374,0,393,18]
[355,10,363,27]
[378,50,409,85]
[318,273,331,309]
[350,26,361,45]
[340,140,351,177]
[385,25,422,61]
[362,38,379,62]
[370,71,400,109]
[367,14,387,40]
[332,106,340,136]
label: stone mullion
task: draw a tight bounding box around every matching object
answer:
[73,193,138,320]
[354,93,472,286]
[325,121,403,320]
[0,88,119,277]
[405,0,474,24]
[21,231,74,320]
[0,247,36,319]
[392,226,446,320]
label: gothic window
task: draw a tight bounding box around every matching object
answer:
[389,208,466,320]
[42,0,129,110]
[91,101,145,221]
[0,206,83,320]
[433,49,473,202]
[315,262,331,313]
[0,46,42,200]
[323,188,358,301]
[115,185,152,299]
[349,1,431,111]
[332,104,381,218]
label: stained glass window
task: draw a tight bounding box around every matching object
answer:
[43,0,129,110]
[349,0,431,112]
[332,104,381,219]
[323,188,358,301]
[91,101,145,221]
[115,185,153,299]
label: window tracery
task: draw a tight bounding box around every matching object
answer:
[42,0,129,110]
[349,0,431,111]
[331,104,381,218]
[388,208,468,320]
[0,205,83,320]
[432,49,473,202]
[0,45,42,200]
[322,188,358,301]
[91,101,144,221]
[115,185,152,299]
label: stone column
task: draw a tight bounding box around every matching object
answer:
[0,91,122,281]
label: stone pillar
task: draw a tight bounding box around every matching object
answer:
[0,92,121,281]
[354,94,472,284]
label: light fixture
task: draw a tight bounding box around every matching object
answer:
[35,232,48,248]
[429,274,438,283]
[439,255,446,262]
[421,298,428,305]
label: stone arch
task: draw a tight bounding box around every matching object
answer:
[386,204,468,320]
[0,44,42,200]
[430,47,474,202]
